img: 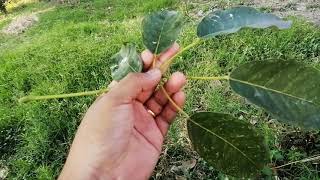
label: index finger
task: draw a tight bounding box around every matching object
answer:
[140,43,180,71]
[157,42,180,67]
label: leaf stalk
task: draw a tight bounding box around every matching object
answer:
[160,38,202,73]
[19,88,108,103]
[160,86,190,118]
[19,37,202,103]
[188,76,229,81]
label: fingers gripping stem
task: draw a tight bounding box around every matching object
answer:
[159,38,202,74]
[160,86,190,118]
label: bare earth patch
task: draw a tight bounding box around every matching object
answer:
[189,0,320,25]
[1,14,38,35]
[1,7,55,35]
[0,165,8,180]
[248,0,320,25]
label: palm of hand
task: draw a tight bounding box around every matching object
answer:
[109,69,185,178]
[59,44,186,180]
[99,44,186,179]
[110,101,165,179]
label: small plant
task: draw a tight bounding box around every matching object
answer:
[19,7,320,178]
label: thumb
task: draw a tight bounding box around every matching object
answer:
[109,69,162,103]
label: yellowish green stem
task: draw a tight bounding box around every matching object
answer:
[159,38,228,119]
[160,38,202,73]
[161,86,190,118]
[157,38,204,118]
[188,75,229,81]
[152,54,157,68]
[19,88,108,103]
[19,37,202,103]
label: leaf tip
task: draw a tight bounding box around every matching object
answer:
[278,20,293,29]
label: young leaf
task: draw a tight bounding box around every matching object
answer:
[110,43,143,81]
[187,112,269,178]
[142,10,183,54]
[197,6,292,38]
[230,61,320,129]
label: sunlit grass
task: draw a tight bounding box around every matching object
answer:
[6,0,39,12]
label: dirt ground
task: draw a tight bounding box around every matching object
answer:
[248,0,320,25]
[189,0,320,25]
[1,7,54,35]
[1,14,38,35]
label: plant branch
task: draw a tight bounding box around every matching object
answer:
[152,54,157,68]
[19,88,108,103]
[188,75,229,81]
[160,86,190,118]
[274,155,320,169]
[19,38,202,103]
[160,38,202,73]
[156,38,205,117]
[158,38,207,119]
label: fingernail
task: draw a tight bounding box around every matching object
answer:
[172,42,180,51]
[146,68,161,79]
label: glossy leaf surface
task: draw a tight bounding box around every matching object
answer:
[230,61,320,129]
[142,10,183,54]
[110,43,143,81]
[187,112,269,178]
[197,7,292,38]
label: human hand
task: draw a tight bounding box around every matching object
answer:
[59,43,186,180]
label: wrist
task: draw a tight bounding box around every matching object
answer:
[59,160,118,180]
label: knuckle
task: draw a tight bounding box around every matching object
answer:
[126,72,136,78]
[126,72,141,81]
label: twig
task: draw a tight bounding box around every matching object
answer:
[19,88,108,103]
[274,155,320,169]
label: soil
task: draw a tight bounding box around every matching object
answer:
[0,165,8,180]
[1,14,38,35]
[1,7,55,35]
[247,0,320,25]
[189,0,320,25]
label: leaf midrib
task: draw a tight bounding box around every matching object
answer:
[230,77,318,106]
[123,53,139,73]
[188,118,259,168]
[154,15,168,54]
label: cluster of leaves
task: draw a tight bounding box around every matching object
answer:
[110,7,320,178]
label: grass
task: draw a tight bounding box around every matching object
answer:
[0,0,320,179]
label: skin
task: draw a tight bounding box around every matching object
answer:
[59,43,186,180]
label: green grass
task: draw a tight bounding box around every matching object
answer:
[0,0,320,179]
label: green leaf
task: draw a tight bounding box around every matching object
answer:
[142,10,183,54]
[187,112,269,178]
[110,43,143,81]
[230,61,320,129]
[261,166,273,176]
[197,6,292,38]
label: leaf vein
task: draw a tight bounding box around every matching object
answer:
[230,78,318,106]
[188,118,259,168]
